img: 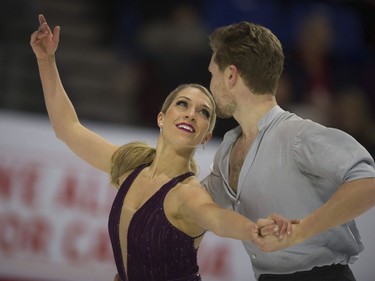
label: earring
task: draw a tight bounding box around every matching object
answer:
[202,143,205,150]
[158,121,163,134]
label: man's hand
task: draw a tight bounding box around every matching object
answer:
[257,223,303,252]
[257,213,299,239]
[254,213,300,251]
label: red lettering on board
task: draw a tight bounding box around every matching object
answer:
[0,166,12,199]
[20,216,51,254]
[57,173,78,207]
[61,220,113,263]
[19,164,40,207]
[78,175,100,214]
[198,244,232,280]
[0,212,51,256]
[90,229,114,262]
[0,213,20,253]
[0,162,41,206]
[62,220,86,261]
[55,171,115,216]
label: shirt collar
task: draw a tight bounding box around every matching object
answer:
[223,105,284,141]
[258,105,284,132]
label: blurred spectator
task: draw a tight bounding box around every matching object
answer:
[275,73,295,111]
[329,86,375,158]
[284,4,336,124]
[0,0,42,112]
[134,1,211,127]
[201,0,283,36]
[283,1,370,126]
[1,0,374,140]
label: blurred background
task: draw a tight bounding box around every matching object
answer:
[1,0,374,154]
[1,0,375,280]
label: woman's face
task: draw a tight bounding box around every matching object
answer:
[158,87,213,149]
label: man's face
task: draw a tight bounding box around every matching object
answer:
[208,55,235,119]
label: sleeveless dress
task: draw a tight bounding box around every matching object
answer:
[108,163,203,281]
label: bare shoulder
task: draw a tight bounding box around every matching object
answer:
[117,170,135,187]
[174,178,213,202]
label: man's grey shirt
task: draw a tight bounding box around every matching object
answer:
[201,106,375,278]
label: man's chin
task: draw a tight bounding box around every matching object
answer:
[217,112,233,119]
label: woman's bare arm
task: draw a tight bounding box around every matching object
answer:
[176,182,293,247]
[30,14,118,172]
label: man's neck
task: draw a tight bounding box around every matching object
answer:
[234,94,277,138]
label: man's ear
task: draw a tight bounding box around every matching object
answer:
[226,64,238,88]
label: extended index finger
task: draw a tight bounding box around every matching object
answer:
[38,14,47,25]
[37,14,53,35]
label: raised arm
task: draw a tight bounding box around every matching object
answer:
[30,14,117,172]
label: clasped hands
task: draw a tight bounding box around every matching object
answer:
[251,213,301,252]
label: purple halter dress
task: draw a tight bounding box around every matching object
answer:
[108,163,203,281]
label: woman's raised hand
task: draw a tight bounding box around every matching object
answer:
[30,14,60,60]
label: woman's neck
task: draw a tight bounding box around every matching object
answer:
[149,149,193,180]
